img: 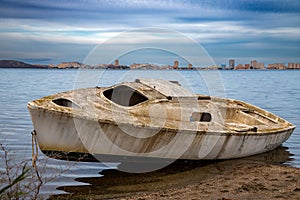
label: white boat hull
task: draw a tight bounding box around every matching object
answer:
[28,105,294,161]
[27,79,296,163]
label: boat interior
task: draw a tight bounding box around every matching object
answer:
[49,79,291,134]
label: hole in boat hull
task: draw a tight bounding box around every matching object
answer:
[52,98,81,109]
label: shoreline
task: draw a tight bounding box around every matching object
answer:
[1,60,300,70]
[50,147,300,199]
[120,162,300,200]
[1,67,300,71]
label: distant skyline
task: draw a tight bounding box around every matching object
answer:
[0,0,299,65]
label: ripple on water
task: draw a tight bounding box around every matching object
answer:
[0,69,299,197]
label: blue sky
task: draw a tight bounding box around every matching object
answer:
[0,0,299,66]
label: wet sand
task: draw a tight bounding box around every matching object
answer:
[122,162,300,200]
[51,147,300,199]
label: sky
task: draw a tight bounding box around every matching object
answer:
[0,0,299,66]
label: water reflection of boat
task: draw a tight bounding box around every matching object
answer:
[27,79,295,161]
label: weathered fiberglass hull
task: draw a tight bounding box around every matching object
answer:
[27,79,295,162]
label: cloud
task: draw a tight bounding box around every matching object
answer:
[2,17,298,46]
[186,0,300,13]
[0,0,299,64]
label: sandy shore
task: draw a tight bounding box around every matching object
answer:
[52,147,299,199]
[120,162,300,200]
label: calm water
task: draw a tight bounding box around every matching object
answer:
[0,68,299,197]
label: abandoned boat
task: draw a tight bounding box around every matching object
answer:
[27,79,295,162]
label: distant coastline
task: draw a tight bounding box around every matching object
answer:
[0,60,48,69]
[0,59,299,70]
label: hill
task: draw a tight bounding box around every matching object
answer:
[0,60,48,68]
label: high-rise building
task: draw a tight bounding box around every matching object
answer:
[288,63,300,69]
[250,60,257,69]
[114,59,119,66]
[173,60,179,69]
[268,63,286,70]
[229,59,235,69]
[251,60,265,69]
